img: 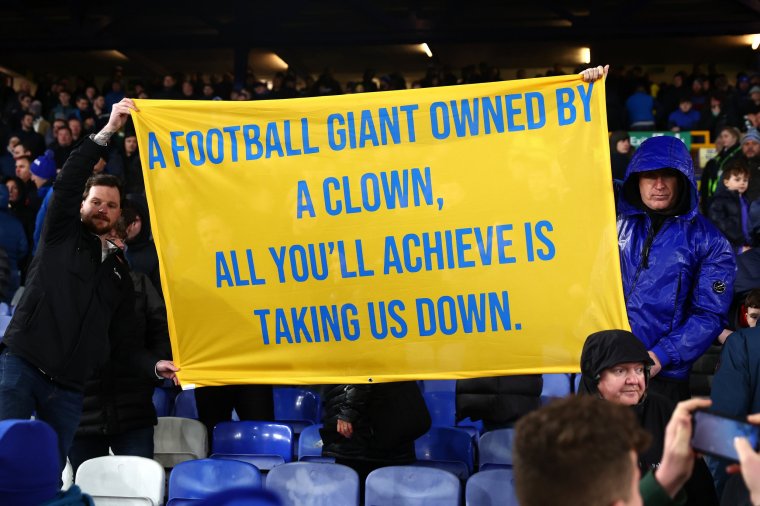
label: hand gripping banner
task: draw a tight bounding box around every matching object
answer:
[131,73,628,387]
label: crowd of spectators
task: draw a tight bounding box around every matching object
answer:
[3,61,760,504]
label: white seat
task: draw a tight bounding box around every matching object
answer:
[75,455,165,505]
[153,416,208,468]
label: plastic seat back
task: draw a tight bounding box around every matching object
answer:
[152,387,173,417]
[415,427,475,479]
[197,487,282,506]
[211,421,293,470]
[0,419,59,505]
[273,387,320,433]
[365,466,460,506]
[266,462,359,506]
[75,455,165,505]
[154,416,208,468]
[297,424,334,463]
[465,468,518,505]
[541,374,572,404]
[173,390,199,419]
[167,458,261,505]
[422,391,456,427]
[479,428,515,468]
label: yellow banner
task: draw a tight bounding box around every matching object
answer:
[131,74,628,387]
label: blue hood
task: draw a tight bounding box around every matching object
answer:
[619,136,698,220]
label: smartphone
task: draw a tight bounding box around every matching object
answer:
[691,409,760,462]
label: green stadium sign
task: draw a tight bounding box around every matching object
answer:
[629,131,691,150]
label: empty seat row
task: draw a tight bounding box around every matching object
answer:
[75,457,517,506]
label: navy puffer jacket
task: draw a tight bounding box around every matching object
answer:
[617,136,735,381]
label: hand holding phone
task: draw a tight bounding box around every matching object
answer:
[691,409,760,463]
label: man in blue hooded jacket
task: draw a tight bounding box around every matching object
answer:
[617,135,735,402]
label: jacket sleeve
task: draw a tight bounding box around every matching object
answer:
[142,272,172,360]
[337,384,371,423]
[650,231,735,369]
[707,331,752,495]
[707,198,738,245]
[110,269,162,380]
[711,331,751,416]
[43,138,109,245]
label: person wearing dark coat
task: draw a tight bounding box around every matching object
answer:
[68,220,172,474]
[609,130,634,182]
[320,382,431,490]
[455,375,542,431]
[123,194,161,296]
[579,329,719,506]
[700,127,742,214]
[0,184,28,303]
[707,160,751,253]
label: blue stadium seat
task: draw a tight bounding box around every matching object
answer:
[421,380,456,393]
[197,488,282,506]
[153,387,174,417]
[465,468,518,506]
[0,314,12,338]
[541,374,572,405]
[266,462,359,506]
[167,458,262,506]
[297,424,335,463]
[211,421,293,471]
[365,466,460,506]
[173,390,199,419]
[422,391,456,427]
[479,428,515,469]
[273,387,320,435]
[414,426,475,479]
[0,419,60,505]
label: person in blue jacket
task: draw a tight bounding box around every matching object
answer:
[617,135,735,403]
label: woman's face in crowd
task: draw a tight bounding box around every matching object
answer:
[597,362,646,406]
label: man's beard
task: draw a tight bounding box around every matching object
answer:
[82,213,111,235]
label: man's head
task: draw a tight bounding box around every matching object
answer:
[623,136,693,215]
[15,156,31,182]
[678,97,693,113]
[67,118,82,140]
[75,96,89,112]
[80,174,123,236]
[56,126,72,147]
[30,151,57,189]
[20,112,34,131]
[124,135,138,156]
[742,130,760,160]
[638,168,680,211]
[746,290,760,328]
[57,90,71,106]
[514,396,650,506]
[722,160,750,194]
[579,329,654,406]
[12,141,31,160]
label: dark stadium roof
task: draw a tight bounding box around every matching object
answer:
[1,0,759,78]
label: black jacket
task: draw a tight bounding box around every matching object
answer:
[3,138,157,391]
[708,187,749,249]
[320,382,430,463]
[455,376,542,425]
[77,271,171,436]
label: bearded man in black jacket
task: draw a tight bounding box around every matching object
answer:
[0,98,178,470]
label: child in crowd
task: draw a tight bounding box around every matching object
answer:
[708,159,752,253]
[745,289,760,328]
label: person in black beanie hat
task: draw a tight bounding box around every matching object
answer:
[579,329,718,506]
